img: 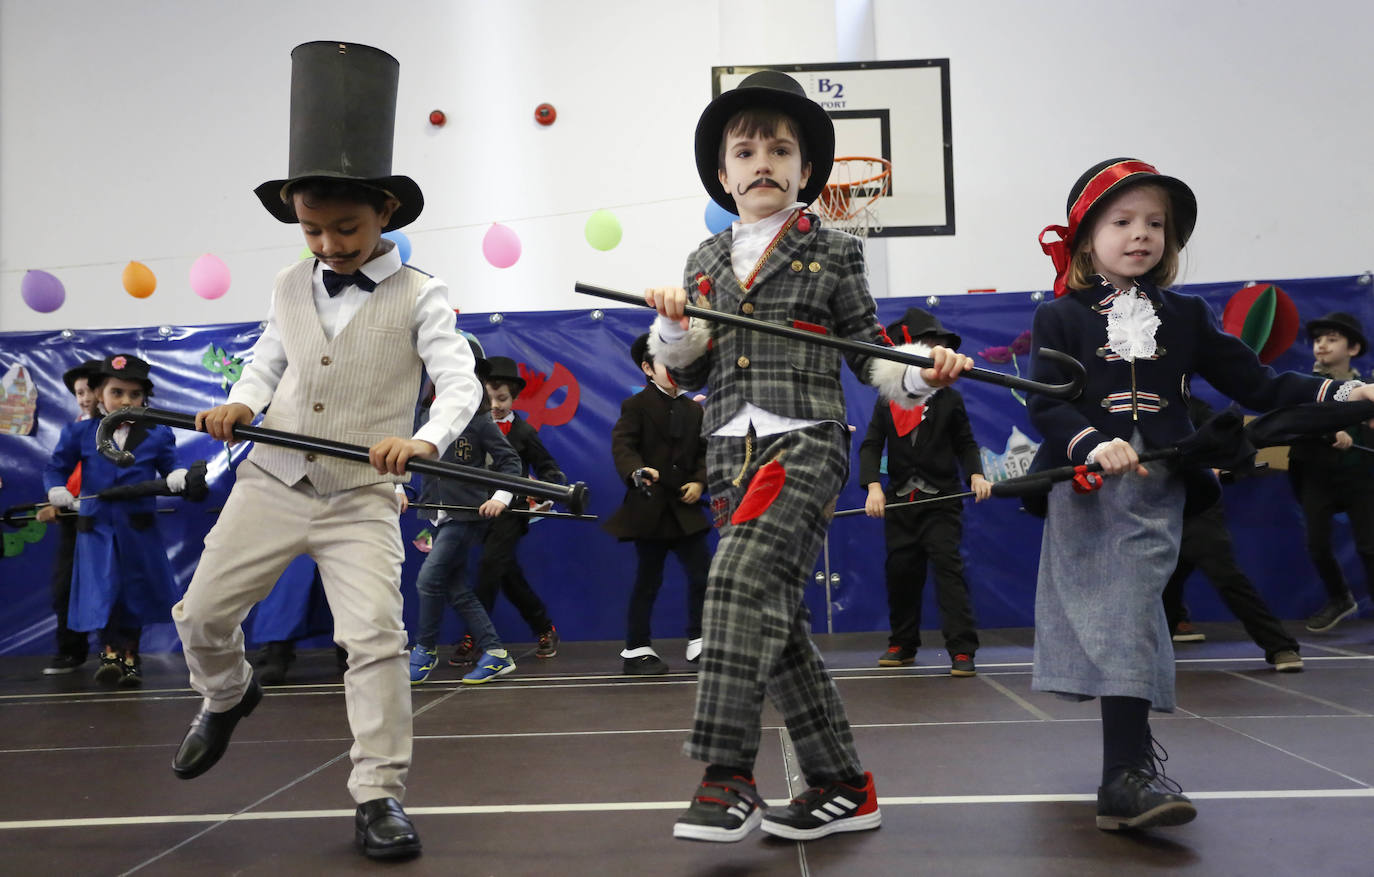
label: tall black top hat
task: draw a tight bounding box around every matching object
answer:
[96,353,155,395]
[630,333,651,368]
[886,308,961,351]
[482,356,527,395]
[254,41,424,231]
[1307,312,1368,356]
[1040,158,1196,298]
[695,71,835,214]
[62,358,103,394]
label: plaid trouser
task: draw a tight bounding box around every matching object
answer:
[684,422,864,783]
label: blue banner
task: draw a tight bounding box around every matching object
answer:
[1,275,1370,655]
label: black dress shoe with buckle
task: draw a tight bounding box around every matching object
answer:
[172,676,263,779]
[355,797,422,859]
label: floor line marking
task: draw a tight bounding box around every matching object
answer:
[978,675,1054,721]
[11,788,1374,832]
[1222,669,1370,716]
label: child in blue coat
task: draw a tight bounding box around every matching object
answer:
[42,354,187,687]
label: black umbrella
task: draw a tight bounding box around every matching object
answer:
[408,501,598,522]
[2,460,211,528]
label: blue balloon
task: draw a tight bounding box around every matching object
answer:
[704,200,738,235]
[383,230,413,264]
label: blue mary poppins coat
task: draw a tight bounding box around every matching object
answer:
[42,418,181,632]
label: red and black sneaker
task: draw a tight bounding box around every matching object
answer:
[760,772,882,840]
[877,645,916,667]
[448,635,476,667]
[673,773,766,842]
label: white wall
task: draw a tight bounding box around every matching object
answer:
[1,0,1370,333]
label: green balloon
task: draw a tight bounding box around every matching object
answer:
[585,209,623,251]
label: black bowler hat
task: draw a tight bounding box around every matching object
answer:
[1040,158,1196,298]
[886,307,961,351]
[482,356,526,395]
[695,70,835,214]
[95,353,155,395]
[62,358,103,394]
[630,333,651,368]
[254,41,424,231]
[462,334,492,382]
[1307,312,1368,356]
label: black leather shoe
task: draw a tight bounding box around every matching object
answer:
[355,797,422,859]
[172,676,263,779]
[1096,769,1197,830]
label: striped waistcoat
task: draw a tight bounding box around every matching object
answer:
[249,260,424,494]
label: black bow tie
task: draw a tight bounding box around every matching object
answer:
[322,269,378,297]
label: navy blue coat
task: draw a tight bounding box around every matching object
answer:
[42,418,181,630]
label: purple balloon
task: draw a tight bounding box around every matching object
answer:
[21,269,65,313]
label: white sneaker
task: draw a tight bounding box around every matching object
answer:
[686,638,703,664]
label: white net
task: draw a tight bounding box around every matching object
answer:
[816,157,892,237]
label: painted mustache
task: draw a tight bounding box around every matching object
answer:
[739,178,789,194]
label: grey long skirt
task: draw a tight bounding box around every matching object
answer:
[1031,433,1185,711]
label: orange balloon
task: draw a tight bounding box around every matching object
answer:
[122,261,157,298]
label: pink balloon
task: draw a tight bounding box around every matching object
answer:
[21,269,66,313]
[189,253,231,300]
[482,223,522,269]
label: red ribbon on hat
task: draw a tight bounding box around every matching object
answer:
[1041,160,1160,298]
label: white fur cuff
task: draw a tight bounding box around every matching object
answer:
[648,318,711,369]
[870,342,933,409]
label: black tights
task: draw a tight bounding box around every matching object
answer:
[1100,695,1151,785]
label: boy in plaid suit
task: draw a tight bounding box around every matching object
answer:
[644,70,972,843]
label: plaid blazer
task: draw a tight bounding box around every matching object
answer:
[668,220,889,436]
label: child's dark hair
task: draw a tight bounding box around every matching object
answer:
[89,372,155,399]
[486,378,522,399]
[286,177,393,214]
[717,108,808,171]
[1067,183,1181,290]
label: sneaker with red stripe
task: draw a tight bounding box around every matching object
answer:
[672,773,765,842]
[760,772,882,840]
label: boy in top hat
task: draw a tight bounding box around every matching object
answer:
[1289,311,1374,632]
[603,333,711,675]
[43,354,188,687]
[644,70,973,843]
[460,354,565,664]
[171,41,481,860]
[859,307,989,675]
[36,358,104,674]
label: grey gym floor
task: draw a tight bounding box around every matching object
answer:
[2,621,1373,876]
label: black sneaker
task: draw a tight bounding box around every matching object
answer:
[672,773,765,842]
[1305,597,1358,633]
[1096,769,1196,830]
[1170,621,1206,642]
[447,634,476,667]
[42,653,87,676]
[254,641,294,686]
[622,654,669,675]
[535,626,559,658]
[94,651,123,686]
[877,646,916,667]
[950,653,977,677]
[1270,650,1304,673]
[760,772,882,840]
[116,656,142,689]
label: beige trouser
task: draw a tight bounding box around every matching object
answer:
[173,461,411,803]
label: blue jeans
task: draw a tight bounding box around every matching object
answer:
[413,519,502,654]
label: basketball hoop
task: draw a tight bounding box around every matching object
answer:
[816,156,892,238]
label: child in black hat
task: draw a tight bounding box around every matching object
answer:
[1028,158,1374,832]
[463,354,566,664]
[172,41,483,860]
[42,354,188,687]
[603,333,711,675]
[1288,311,1374,632]
[36,358,104,674]
[859,307,989,676]
[644,70,974,843]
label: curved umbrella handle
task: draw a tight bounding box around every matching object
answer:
[97,407,589,515]
[573,282,1087,400]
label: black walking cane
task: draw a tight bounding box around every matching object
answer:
[96,407,589,515]
[408,501,599,522]
[573,282,1088,401]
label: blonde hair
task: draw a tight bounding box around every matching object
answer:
[1066,183,1181,291]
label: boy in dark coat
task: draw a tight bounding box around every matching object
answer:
[859,308,989,675]
[603,333,711,675]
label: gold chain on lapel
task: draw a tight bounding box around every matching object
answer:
[738,210,800,293]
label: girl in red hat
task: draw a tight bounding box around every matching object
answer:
[1028,159,1374,832]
